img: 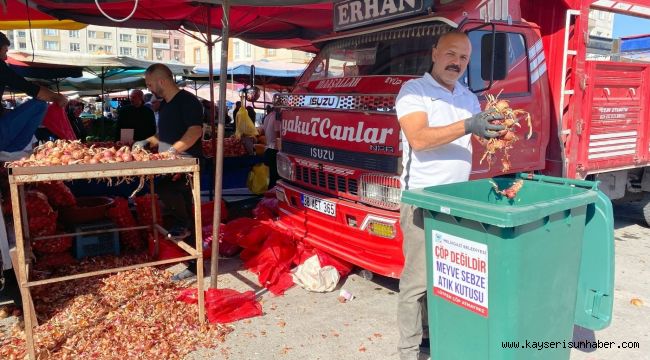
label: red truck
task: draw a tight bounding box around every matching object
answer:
[273,0,650,278]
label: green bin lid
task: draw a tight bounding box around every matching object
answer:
[574,190,615,330]
[401,177,598,228]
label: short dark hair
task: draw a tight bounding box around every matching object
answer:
[145,63,173,80]
[0,32,10,48]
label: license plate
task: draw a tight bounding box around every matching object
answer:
[301,194,336,217]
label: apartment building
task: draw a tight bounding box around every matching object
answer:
[182,31,312,67]
[3,26,184,62]
[151,30,185,62]
[589,9,614,39]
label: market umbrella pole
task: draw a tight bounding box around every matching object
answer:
[210,0,229,289]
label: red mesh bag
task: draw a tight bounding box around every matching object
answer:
[148,233,186,260]
[107,197,144,251]
[32,182,76,208]
[28,213,57,237]
[200,200,228,226]
[25,190,54,218]
[202,224,240,258]
[134,194,163,225]
[177,288,262,324]
[32,233,73,254]
[243,229,297,296]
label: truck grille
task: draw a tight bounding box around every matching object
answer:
[296,165,358,196]
[274,94,395,113]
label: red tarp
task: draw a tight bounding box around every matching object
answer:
[16,0,333,51]
[0,0,86,29]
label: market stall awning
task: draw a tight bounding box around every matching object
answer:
[16,0,333,51]
[8,50,193,75]
[189,60,306,87]
[0,0,86,30]
[6,55,84,80]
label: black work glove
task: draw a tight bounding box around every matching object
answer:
[464,109,506,138]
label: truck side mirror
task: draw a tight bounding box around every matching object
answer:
[481,33,508,81]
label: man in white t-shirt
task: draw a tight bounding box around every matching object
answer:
[395,31,504,360]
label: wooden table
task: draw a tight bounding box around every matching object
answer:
[7,158,206,360]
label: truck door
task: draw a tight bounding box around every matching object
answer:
[463,24,549,177]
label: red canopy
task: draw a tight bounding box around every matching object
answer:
[0,0,86,30]
[17,0,333,51]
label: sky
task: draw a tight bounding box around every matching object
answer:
[613,14,650,38]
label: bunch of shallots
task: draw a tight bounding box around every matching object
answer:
[477,92,532,172]
[0,267,232,360]
[7,140,180,168]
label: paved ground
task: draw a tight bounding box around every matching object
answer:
[2,200,649,360]
[183,200,649,360]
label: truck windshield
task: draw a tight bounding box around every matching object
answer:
[302,22,453,82]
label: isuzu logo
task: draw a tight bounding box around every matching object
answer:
[304,95,340,109]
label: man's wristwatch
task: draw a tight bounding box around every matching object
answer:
[168,146,178,154]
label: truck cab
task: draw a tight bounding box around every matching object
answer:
[273,0,650,277]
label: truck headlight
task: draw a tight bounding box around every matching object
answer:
[277,152,295,181]
[359,173,401,210]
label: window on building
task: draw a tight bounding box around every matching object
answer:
[120,34,132,42]
[173,51,181,61]
[155,49,163,60]
[137,35,147,44]
[234,42,240,58]
[17,31,26,37]
[173,38,181,49]
[104,32,112,40]
[69,30,80,38]
[70,43,80,52]
[267,48,277,57]
[194,47,201,64]
[88,30,96,38]
[137,47,148,58]
[43,40,59,50]
[88,43,98,52]
[245,43,251,57]
[43,29,58,36]
[120,47,132,56]
[599,11,606,19]
[18,42,27,49]
[105,45,113,54]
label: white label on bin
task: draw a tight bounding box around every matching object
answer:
[440,206,451,214]
[432,230,488,317]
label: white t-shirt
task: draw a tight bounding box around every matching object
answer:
[396,72,481,190]
[263,111,281,149]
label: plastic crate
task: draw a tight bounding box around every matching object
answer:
[73,220,120,259]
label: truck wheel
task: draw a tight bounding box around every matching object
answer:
[643,194,650,227]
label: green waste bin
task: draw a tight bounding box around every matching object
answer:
[400,173,614,360]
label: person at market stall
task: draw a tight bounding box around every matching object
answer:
[140,63,203,281]
[0,32,68,152]
[66,100,87,140]
[235,103,258,155]
[395,31,505,360]
[262,105,281,188]
[115,89,157,143]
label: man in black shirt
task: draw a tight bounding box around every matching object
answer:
[142,63,203,280]
[115,89,156,143]
[0,32,68,152]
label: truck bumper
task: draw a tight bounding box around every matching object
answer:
[275,181,404,278]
